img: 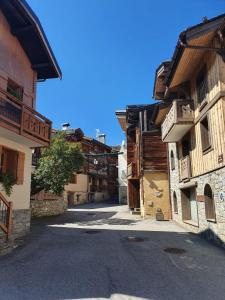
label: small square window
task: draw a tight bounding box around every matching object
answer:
[7,79,23,101]
[70,174,77,184]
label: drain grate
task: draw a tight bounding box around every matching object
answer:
[84,230,101,235]
[164,247,186,254]
[125,236,146,242]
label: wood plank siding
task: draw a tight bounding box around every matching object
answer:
[177,47,225,178]
[142,132,168,172]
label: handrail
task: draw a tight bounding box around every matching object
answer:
[0,192,12,237]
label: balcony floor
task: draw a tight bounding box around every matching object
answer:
[163,123,193,143]
[0,126,44,148]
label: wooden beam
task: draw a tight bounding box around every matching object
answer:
[11,25,33,36]
[32,63,52,69]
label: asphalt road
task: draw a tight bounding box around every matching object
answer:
[1,202,225,300]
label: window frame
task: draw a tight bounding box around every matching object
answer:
[204,184,216,222]
[7,79,23,101]
[196,65,208,106]
[200,114,212,153]
[0,146,25,185]
[170,150,175,171]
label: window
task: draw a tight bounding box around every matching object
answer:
[196,66,208,104]
[173,191,178,213]
[204,184,216,221]
[7,79,23,101]
[170,151,175,170]
[200,116,211,152]
[0,147,25,185]
[70,174,77,184]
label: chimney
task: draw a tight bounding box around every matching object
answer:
[96,129,106,144]
[98,133,106,144]
[61,122,70,131]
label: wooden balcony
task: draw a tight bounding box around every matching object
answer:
[162,100,194,142]
[127,162,137,179]
[180,156,191,181]
[0,88,51,147]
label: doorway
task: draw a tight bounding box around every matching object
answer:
[128,180,140,209]
[181,187,198,224]
[67,192,75,207]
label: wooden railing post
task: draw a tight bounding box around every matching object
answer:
[0,193,13,237]
[7,202,13,237]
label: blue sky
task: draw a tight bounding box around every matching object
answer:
[27,0,224,145]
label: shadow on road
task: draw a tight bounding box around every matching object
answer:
[1,206,225,300]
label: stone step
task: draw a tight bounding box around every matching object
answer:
[130,208,141,215]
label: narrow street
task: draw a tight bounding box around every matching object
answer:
[1,203,225,300]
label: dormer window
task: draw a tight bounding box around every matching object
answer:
[196,66,208,105]
[7,79,23,101]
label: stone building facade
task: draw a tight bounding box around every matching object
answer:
[153,14,225,246]
[169,141,225,244]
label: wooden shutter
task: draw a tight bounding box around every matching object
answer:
[200,117,211,151]
[16,152,25,185]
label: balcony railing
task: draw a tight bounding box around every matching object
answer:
[180,155,191,181]
[0,88,51,146]
[127,162,137,178]
[162,100,194,142]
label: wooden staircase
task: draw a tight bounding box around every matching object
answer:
[0,192,12,237]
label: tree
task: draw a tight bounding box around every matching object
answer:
[31,131,83,196]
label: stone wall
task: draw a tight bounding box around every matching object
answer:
[0,209,31,256]
[31,198,67,218]
[168,142,225,246]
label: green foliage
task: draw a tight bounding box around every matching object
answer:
[32,131,83,196]
[0,172,16,196]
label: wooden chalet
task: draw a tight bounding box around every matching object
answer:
[153,13,225,243]
[64,127,118,205]
[116,104,171,219]
[0,0,61,254]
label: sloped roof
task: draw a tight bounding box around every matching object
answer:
[0,0,62,79]
[166,13,225,87]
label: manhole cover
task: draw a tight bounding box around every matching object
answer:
[84,230,101,235]
[164,247,186,254]
[126,236,146,242]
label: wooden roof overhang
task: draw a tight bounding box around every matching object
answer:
[115,110,126,133]
[153,61,170,100]
[0,0,61,80]
[166,14,225,89]
[154,105,170,126]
